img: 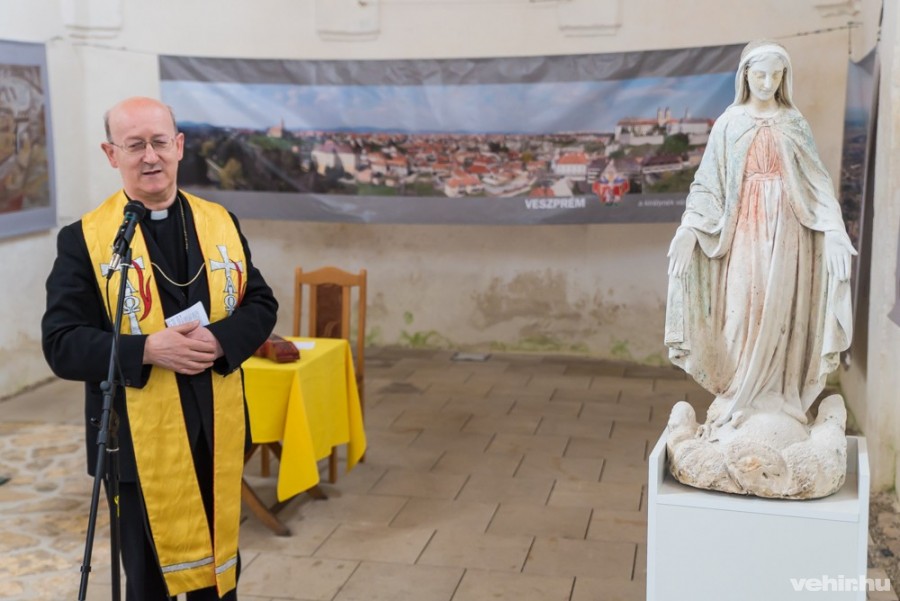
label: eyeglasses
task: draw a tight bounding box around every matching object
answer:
[108,136,176,155]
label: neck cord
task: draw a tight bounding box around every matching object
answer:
[150,195,204,287]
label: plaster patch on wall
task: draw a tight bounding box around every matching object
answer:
[519,320,593,347]
[588,290,625,325]
[368,291,389,320]
[472,270,580,329]
[464,271,670,361]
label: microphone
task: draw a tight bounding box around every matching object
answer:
[107,200,147,276]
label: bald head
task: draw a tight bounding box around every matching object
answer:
[104,97,178,143]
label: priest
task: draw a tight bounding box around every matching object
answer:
[42,96,278,600]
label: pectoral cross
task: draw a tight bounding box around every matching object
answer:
[210,245,243,316]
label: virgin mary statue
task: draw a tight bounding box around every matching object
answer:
[663,40,856,499]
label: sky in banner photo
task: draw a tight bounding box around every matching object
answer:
[160,48,739,224]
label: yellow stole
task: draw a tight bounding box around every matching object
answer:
[82,190,246,596]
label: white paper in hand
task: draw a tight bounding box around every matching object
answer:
[165,301,210,327]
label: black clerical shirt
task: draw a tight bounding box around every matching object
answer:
[139,193,189,294]
[133,192,213,449]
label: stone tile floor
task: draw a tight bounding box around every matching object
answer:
[0,347,896,600]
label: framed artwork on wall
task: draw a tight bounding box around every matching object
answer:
[0,39,56,239]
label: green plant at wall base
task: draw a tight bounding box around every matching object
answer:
[641,352,668,367]
[490,336,589,354]
[396,311,453,348]
[610,339,633,360]
[399,329,450,348]
[365,326,382,347]
[518,335,565,352]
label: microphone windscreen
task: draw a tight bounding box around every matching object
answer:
[123,200,147,220]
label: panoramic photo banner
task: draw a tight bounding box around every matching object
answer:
[838,48,880,346]
[159,44,743,225]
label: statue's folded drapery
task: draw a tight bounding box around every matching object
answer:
[665,106,852,417]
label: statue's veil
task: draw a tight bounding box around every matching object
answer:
[732,41,795,109]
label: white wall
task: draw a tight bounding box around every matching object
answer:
[0,1,66,395]
[4,1,891,484]
[841,0,900,491]
[71,0,851,362]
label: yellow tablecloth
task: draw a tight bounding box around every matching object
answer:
[242,337,366,501]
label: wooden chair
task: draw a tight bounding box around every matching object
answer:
[293,266,367,483]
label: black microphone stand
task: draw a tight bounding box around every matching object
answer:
[78,247,132,601]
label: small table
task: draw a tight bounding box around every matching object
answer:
[241,337,366,535]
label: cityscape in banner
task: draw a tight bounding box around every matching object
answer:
[839,53,878,253]
[163,73,734,211]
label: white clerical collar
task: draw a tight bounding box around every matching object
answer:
[149,208,169,221]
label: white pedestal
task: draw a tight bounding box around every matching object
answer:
[647,434,869,601]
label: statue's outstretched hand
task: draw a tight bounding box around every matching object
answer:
[824,230,857,282]
[667,228,697,277]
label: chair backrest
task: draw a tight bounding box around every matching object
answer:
[293,266,367,384]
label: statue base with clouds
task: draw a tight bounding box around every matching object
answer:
[666,395,847,499]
